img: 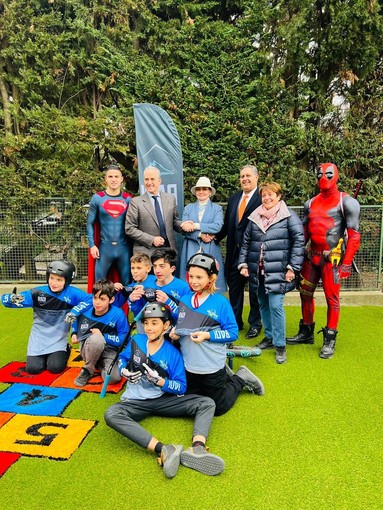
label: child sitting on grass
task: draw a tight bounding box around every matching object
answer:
[71,279,128,387]
[1,260,92,375]
[104,301,225,478]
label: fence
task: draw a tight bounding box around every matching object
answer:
[0,198,382,291]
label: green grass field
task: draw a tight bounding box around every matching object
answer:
[0,304,382,510]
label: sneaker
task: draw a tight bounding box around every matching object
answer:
[180,446,225,476]
[235,365,265,395]
[74,368,92,387]
[254,337,273,350]
[275,346,287,364]
[159,444,183,478]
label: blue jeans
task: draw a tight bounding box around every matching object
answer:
[257,279,286,347]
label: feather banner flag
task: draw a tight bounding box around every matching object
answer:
[133,103,184,215]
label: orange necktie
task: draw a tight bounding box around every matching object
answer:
[238,194,249,222]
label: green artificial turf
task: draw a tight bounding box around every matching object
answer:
[0,304,382,510]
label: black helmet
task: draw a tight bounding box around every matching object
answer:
[141,302,172,323]
[46,260,75,287]
[186,253,219,275]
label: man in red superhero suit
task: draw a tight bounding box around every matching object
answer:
[286,163,360,358]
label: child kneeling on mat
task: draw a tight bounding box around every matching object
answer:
[1,260,92,375]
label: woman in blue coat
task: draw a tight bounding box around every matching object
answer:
[179,177,226,293]
[238,182,304,364]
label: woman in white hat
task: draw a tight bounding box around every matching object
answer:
[179,177,226,293]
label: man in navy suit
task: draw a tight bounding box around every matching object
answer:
[216,165,262,338]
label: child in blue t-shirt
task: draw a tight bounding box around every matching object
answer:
[1,260,92,374]
[113,252,156,306]
[170,253,265,416]
[111,252,156,333]
[128,248,190,324]
[104,301,225,479]
[71,279,128,387]
[65,253,155,329]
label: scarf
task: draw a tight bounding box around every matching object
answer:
[259,201,281,230]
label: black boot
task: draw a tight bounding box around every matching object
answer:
[286,320,315,345]
[319,327,338,359]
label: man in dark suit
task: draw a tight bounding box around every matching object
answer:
[125,166,192,257]
[216,164,262,338]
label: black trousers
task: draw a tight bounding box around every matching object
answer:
[227,265,262,331]
[26,345,70,374]
[186,367,244,417]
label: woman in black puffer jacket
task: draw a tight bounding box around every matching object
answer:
[238,182,304,364]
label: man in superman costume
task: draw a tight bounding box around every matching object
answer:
[286,163,360,359]
[87,164,133,291]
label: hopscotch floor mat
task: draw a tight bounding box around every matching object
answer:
[0,349,126,477]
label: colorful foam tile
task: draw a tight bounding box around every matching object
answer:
[0,383,79,416]
[0,361,62,386]
[0,451,22,477]
[67,347,84,368]
[0,411,15,427]
[0,414,97,460]
[51,367,126,394]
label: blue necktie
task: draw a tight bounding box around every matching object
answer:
[153,196,167,240]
